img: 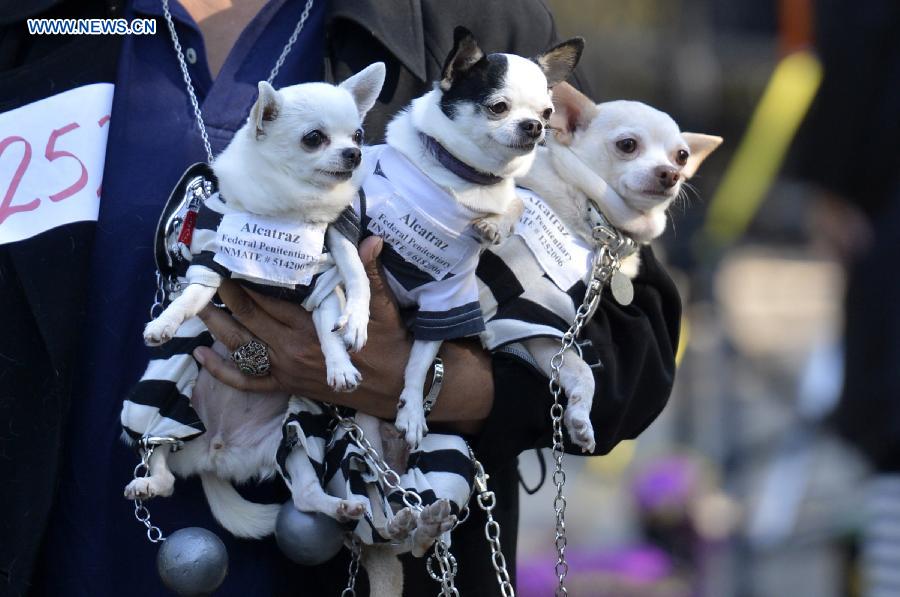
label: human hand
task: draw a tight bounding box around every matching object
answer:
[195,235,495,430]
[194,236,413,418]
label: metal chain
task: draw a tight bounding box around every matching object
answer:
[267,0,315,85]
[161,0,213,164]
[150,270,167,319]
[341,535,362,597]
[328,406,424,512]
[326,407,461,595]
[160,0,315,165]
[431,541,460,597]
[132,445,166,543]
[473,460,516,597]
[548,242,624,596]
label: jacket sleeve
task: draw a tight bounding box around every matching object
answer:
[475,245,681,468]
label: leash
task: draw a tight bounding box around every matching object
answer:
[549,207,637,595]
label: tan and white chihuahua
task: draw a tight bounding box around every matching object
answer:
[501,82,721,452]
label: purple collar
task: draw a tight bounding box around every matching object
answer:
[419,133,504,186]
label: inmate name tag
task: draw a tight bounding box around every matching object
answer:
[367,192,478,280]
[515,191,592,290]
[213,213,327,286]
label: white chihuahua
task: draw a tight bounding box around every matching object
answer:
[480,82,722,452]
[124,64,386,537]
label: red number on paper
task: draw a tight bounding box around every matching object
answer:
[0,136,40,226]
[46,122,88,202]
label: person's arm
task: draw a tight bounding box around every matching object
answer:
[194,236,494,434]
[474,245,681,469]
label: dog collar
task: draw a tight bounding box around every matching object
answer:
[420,133,505,186]
[586,202,638,260]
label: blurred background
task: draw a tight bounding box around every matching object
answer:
[516,0,900,595]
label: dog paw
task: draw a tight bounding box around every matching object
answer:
[124,475,175,500]
[419,499,456,536]
[472,216,504,245]
[335,499,366,522]
[143,317,179,346]
[326,360,362,392]
[411,499,457,557]
[386,507,418,540]
[564,399,596,453]
[394,397,427,449]
[338,308,369,353]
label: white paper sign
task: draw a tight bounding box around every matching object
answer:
[213,213,327,286]
[515,192,592,290]
[0,83,114,245]
[367,192,478,280]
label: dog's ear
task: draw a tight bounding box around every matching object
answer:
[440,26,485,91]
[549,82,598,145]
[535,38,584,87]
[250,81,283,140]
[340,62,386,119]
[680,133,723,178]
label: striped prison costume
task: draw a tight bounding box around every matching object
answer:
[120,184,359,444]
[476,188,603,369]
[121,168,475,546]
[276,398,474,548]
[361,144,487,342]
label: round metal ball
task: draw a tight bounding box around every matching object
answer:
[156,527,228,595]
[274,502,345,565]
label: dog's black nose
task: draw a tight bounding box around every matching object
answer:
[519,119,543,139]
[655,166,680,189]
[342,147,362,168]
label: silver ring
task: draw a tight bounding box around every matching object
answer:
[230,340,271,377]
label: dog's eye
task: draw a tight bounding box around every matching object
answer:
[616,138,637,154]
[302,130,326,149]
[353,129,364,145]
[488,101,508,115]
[676,149,689,165]
[542,108,553,121]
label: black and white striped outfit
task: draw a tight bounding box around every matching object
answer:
[121,171,475,547]
[120,187,359,443]
[362,145,487,341]
[477,188,602,366]
[276,398,474,548]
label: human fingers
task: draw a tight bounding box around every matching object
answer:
[192,345,281,392]
[241,286,314,329]
[216,280,289,345]
[359,236,403,325]
[197,303,256,351]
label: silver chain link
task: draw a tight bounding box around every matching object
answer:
[268,0,315,84]
[548,230,631,596]
[161,0,213,164]
[431,540,460,597]
[132,445,167,543]
[473,460,516,597]
[341,535,362,597]
[150,270,167,319]
[327,407,461,595]
[160,0,315,165]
